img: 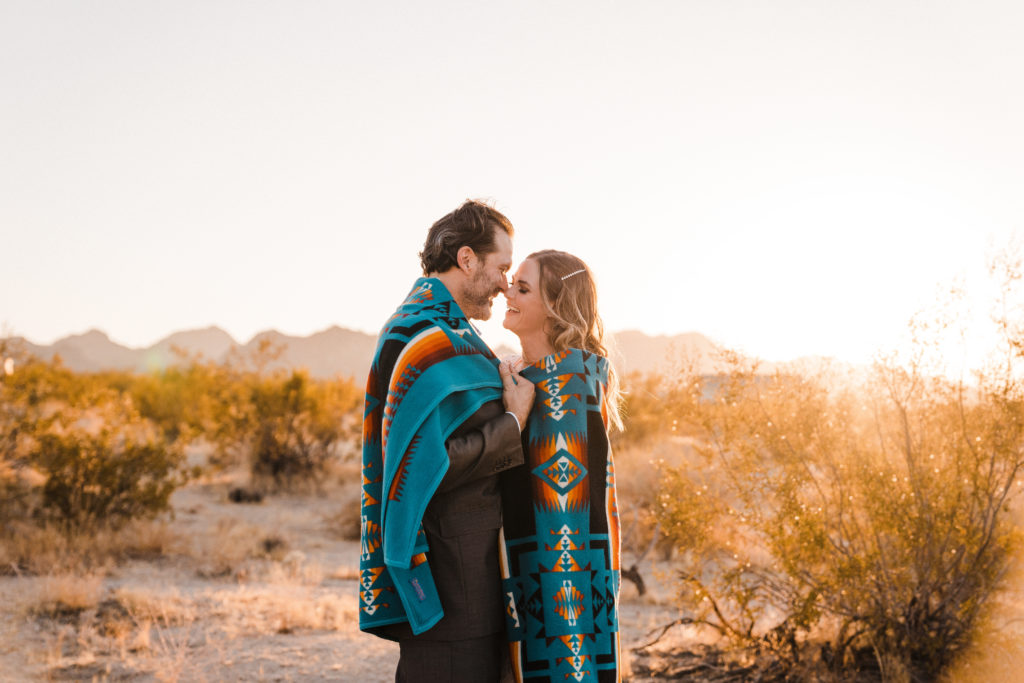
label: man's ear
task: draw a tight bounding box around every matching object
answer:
[455,246,477,274]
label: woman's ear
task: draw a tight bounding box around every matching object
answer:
[455,246,477,274]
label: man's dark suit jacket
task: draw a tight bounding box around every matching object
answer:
[380,399,524,642]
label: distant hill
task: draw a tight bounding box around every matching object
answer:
[22,329,140,373]
[145,327,238,367]
[5,326,379,379]
[610,330,722,376]
[4,327,854,382]
[237,327,378,380]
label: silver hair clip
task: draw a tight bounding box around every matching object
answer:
[561,268,586,281]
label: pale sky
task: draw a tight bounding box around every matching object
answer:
[2,0,1022,365]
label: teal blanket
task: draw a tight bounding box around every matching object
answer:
[359,278,502,635]
[500,349,621,681]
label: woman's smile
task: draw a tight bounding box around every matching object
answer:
[502,259,548,338]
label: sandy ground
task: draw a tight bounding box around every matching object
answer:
[0,480,684,682]
[6,476,1021,682]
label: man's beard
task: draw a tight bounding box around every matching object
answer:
[463,271,500,321]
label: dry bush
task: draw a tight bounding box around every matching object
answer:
[943,510,1024,681]
[94,588,204,682]
[615,371,679,450]
[199,341,363,490]
[613,371,707,577]
[615,438,697,564]
[0,353,192,538]
[656,355,1024,679]
[651,254,1024,680]
[657,355,1024,679]
[32,407,187,530]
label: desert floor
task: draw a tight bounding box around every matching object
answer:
[0,475,691,682]
[3,473,1024,682]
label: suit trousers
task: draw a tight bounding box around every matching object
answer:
[395,632,504,683]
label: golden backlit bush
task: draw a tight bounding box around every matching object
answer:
[0,350,190,534]
[0,339,364,556]
[652,342,1024,680]
[614,371,680,450]
[191,341,364,489]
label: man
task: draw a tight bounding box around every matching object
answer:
[359,200,535,682]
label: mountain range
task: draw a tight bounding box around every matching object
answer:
[4,326,733,379]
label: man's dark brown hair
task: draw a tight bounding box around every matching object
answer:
[419,200,515,275]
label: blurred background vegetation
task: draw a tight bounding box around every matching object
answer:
[3,252,1024,681]
[0,338,363,540]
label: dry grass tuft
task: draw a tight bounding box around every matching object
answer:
[137,607,200,682]
[269,591,356,633]
[112,587,194,627]
[266,551,323,585]
[32,572,104,620]
[210,586,358,635]
[330,564,360,581]
[93,598,134,639]
[324,482,361,541]
[0,521,95,575]
[0,518,184,575]
[103,519,186,559]
[87,588,205,682]
[190,517,262,577]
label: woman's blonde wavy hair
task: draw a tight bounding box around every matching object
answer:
[527,250,622,430]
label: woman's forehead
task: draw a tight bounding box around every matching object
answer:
[513,258,540,283]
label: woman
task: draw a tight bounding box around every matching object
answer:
[499,250,623,682]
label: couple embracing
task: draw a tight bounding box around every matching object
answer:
[359,200,622,682]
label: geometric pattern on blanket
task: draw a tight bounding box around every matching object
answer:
[359,277,501,637]
[500,349,621,682]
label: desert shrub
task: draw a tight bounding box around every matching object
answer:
[199,343,362,489]
[655,334,1024,681]
[1,340,32,523]
[615,371,678,449]
[109,341,364,489]
[0,350,191,534]
[246,369,356,485]
[614,372,705,570]
[0,351,86,526]
[107,359,223,445]
[29,388,189,530]
[33,431,184,531]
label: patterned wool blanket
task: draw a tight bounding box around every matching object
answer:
[359,277,502,636]
[500,349,621,682]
